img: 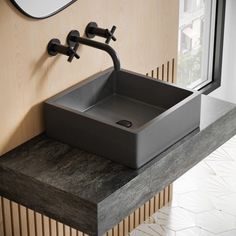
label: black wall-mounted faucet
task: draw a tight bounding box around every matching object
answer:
[67,30,120,71]
[85,22,117,44]
[47,24,120,71]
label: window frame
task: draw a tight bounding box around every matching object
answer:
[189,0,217,91]
[198,0,226,94]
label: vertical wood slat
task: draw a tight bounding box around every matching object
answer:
[149,198,155,217]
[144,200,149,221]
[162,64,165,81]
[159,189,164,209]
[139,205,145,224]
[123,217,129,236]
[167,61,170,83]
[118,221,124,236]
[43,216,50,236]
[128,213,134,232]
[156,67,159,79]
[11,202,20,236]
[0,197,5,236]
[35,212,43,236]
[3,198,13,236]
[134,209,139,228]
[19,205,28,236]
[172,58,176,83]
[27,209,36,236]
[57,222,64,236]
[168,183,173,202]
[112,225,118,236]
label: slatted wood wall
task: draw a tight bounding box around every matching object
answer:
[105,185,173,236]
[146,59,176,84]
[0,185,173,236]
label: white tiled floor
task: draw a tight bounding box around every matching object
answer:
[130,135,236,236]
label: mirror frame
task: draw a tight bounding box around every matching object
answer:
[10,0,77,19]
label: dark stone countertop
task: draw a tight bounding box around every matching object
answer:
[0,95,236,236]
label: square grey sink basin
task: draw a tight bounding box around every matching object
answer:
[45,68,201,169]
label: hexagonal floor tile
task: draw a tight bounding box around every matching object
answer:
[178,192,214,213]
[130,136,236,236]
[173,162,215,195]
[196,209,236,234]
[205,147,233,161]
[169,192,179,208]
[199,175,233,198]
[149,224,176,236]
[182,162,215,180]
[221,135,236,151]
[206,161,236,178]
[129,227,154,236]
[129,224,175,236]
[218,229,236,236]
[176,227,214,236]
[223,146,236,161]
[222,176,236,192]
[153,206,195,231]
[214,193,236,217]
[173,175,198,194]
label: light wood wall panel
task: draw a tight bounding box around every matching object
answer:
[0,0,179,155]
[0,0,178,235]
[0,185,173,236]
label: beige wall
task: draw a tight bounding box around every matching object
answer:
[0,1,179,235]
[0,0,179,155]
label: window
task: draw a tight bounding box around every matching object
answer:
[184,0,204,13]
[177,0,226,93]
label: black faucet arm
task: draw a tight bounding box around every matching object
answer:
[67,30,121,71]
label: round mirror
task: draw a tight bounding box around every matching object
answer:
[11,0,77,19]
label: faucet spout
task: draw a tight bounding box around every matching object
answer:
[68,30,121,71]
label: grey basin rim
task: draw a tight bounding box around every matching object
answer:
[45,67,200,134]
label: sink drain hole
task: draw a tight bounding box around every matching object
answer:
[116,120,133,128]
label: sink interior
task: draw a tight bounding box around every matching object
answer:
[85,94,165,129]
[52,69,193,130]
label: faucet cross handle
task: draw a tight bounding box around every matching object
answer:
[85,22,117,44]
[105,25,117,44]
[67,44,80,62]
[47,38,80,63]
[66,30,80,62]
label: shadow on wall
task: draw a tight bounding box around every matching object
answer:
[1,104,43,155]
[1,52,60,155]
[31,52,60,89]
[0,0,85,156]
